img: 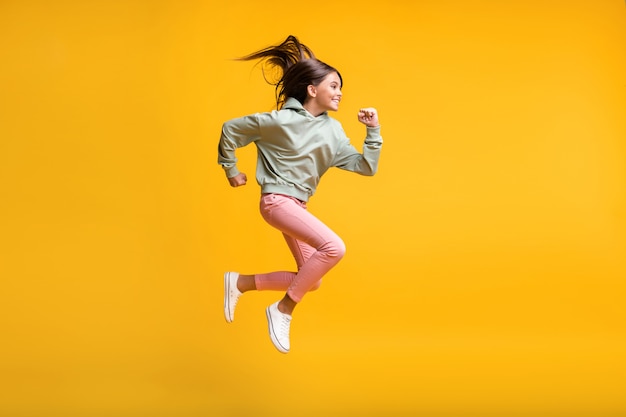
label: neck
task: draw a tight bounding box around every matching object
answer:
[303,101,324,117]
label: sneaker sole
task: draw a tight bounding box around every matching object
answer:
[224,272,233,323]
[266,307,289,354]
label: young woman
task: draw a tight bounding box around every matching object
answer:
[219,35,382,353]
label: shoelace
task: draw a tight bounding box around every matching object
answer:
[278,313,292,335]
[230,289,240,308]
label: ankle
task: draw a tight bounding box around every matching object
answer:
[237,274,256,293]
[278,295,296,316]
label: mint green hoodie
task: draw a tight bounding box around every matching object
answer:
[218,98,383,202]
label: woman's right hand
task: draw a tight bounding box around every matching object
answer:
[228,172,247,187]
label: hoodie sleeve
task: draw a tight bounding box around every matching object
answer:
[217,114,261,178]
[332,125,383,176]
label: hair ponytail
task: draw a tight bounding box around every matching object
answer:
[237,35,342,109]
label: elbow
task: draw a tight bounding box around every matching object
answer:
[361,166,378,176]
[367,162,380,176]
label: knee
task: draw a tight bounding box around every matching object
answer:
[326,238,346,260]
[337,240,346,259]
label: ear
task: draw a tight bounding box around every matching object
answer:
[307,84,317,98]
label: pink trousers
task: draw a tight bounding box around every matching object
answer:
[255,193,346,303]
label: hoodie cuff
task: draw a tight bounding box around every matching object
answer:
[224,165,240,178]
[365,125,382,144]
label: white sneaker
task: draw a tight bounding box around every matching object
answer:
[224,272,241,323]
[266,301,292,353]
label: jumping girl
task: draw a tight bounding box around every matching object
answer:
[218,35,383,353]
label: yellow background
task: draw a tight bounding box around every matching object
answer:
[1,0,625,416]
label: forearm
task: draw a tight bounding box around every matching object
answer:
[217,116,260,177]
[334,126,383,175]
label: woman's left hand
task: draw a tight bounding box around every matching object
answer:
[357,108,379,127]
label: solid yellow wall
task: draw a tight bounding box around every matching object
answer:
[1,0,625,416]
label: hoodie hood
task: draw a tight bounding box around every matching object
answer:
[282,97,328,118]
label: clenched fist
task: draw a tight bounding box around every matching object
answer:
[228,172,247,187]
[358,108,380,127]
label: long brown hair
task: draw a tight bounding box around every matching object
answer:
[237,35,342,109]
